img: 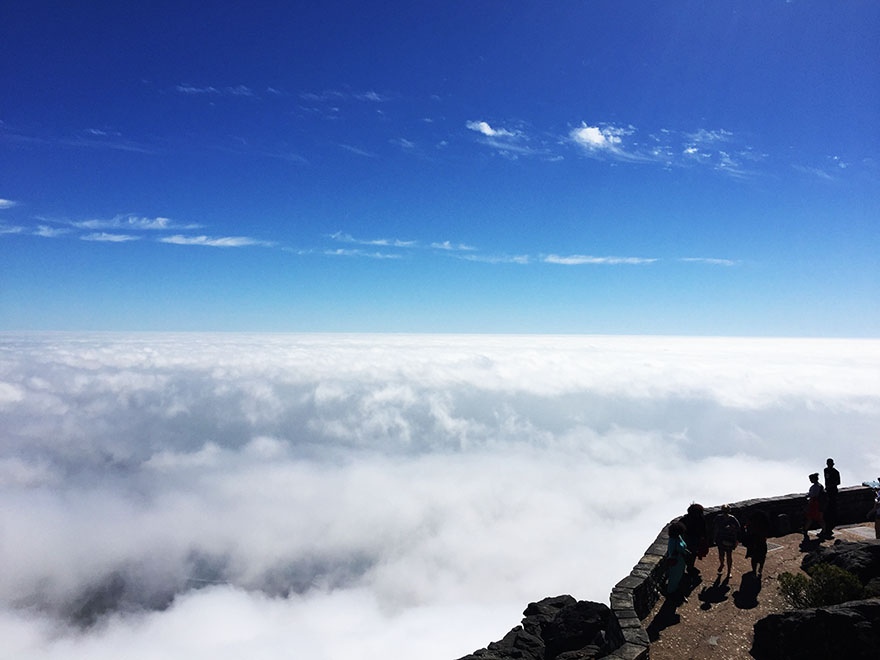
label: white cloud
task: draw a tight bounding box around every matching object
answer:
[544,254,657,265]
[570,124,621,149]
[793,164,837,181]
[329,231,417,248]
[354,90,389,102]
[80,232,141,242]
[465,121,516,138]
[460,254,530,264]
[159,235,274,248]
[680,257,738,266]
[338,144,378,158]
[685,128,733,146]
[176,84,255,97]
[73,215,203,231]
[33,225,70,238]
[390,137,415,150]
[323,248,402,259]
[430,241,476,252]
[0,224,24,235]
[0,334,877,659]
[0,199,17,209]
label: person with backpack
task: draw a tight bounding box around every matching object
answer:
[713,504,740,580]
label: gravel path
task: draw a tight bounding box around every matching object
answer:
[645,524,875,660]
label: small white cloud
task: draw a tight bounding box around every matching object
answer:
[323,248,402,259]
[176,84,254,97]
[544,254,656,265]
[570,124,621,149]
[431,241,477,252]
[73,215,203,231]
[33,225,70,238]
[390,138,415,150]
[338,144,378,158]
[466,121,516,138]
[329,231,416,248]
[354,90,388,102]
[686,128,732,144]
[679,257,738,266]
[460,253,530,265]
[160,235,274,248]
[0,224,24,234]
[80,232,141,242]
[0,199,18,209]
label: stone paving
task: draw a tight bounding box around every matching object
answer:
[645,524,875,660]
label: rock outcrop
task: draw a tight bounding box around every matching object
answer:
[456,595,615,660]
[750,597,880,660]
[801,539,880,585]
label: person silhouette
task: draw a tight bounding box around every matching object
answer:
[803,473,825,540]
[822,458,840,538]
[714,505,740,580]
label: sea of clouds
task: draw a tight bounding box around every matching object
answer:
[1,333,878,659]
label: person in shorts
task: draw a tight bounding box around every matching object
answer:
[713,504,740,579]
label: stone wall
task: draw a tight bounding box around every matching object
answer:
[603,485,877,660]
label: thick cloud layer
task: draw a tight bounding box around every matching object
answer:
[1,334,878,659]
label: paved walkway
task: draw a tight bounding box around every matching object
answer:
[645,523,876,660]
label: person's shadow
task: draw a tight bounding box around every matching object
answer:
[799,535,823,552]
[733,571,761,609]
[698,575,730,610]
[646,598,681,641]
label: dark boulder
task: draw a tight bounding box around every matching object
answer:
[456,596,614,660]
[801,540,880,585]
[751,598,880,660]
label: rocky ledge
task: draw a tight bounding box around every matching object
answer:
[455,595,616,660]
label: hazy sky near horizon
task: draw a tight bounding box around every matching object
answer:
[2,1,878,334]
[2,333,879,659]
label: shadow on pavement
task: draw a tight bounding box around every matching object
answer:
[733,570,761,609]
[698,575,730,611]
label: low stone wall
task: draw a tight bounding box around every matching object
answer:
[603,485,877,660]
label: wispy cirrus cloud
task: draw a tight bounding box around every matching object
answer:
[71,215,204,231]
[0,199,18,209]
[322,248,402,259]
[431,240,477,252]
[465,120,549,159]
[338,144,378,158]
[33,225,70,238]
[329,231,417,248]
[459,253,530,265]
[80,232,141,243]
[679,257,738,266]
[544,254,657,265]
[159,235,274,248]
[175,84,256,97]
[0,224,24,235]
[300,89,390,103]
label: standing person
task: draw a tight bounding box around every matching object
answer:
[871,482,880,540]
[822,458,840,538]
[743,510,770,577]
[665,521,689,603]
[681,503,708,581]
[803,473,825,540]
[714,504,740,580]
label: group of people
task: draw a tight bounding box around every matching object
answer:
[666,503,771,602]
[663,457,862,603]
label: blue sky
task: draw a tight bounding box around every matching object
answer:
[1,0,878,334]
